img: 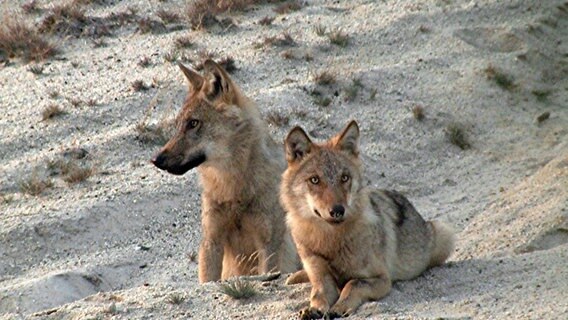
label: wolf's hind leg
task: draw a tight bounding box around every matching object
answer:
[286,269,309,285]
[330,275,392,317]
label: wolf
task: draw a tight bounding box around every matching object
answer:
[152,59,298,283]
[281,120,455,318]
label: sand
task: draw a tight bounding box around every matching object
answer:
[0,0,567,319]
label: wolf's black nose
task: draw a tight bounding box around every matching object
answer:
[330,204,345,218]
[151,153,167,169]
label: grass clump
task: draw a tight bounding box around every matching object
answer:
[138,56,151,67]
[532,89,552,102]
[259,16,274,26]
[274,1,302,14]
[313,71,336,86]
[313,23,326,37]
[175,35,193,49]
[484,65,515,91]
[39,2,88,36]
[137,16,166,34]
[343,78,363,102]
[266,110,289,127]
[0,15,58,62]
[27,64,44,74]
[412,105,425,121]
[166,293,185,305]
[261,32,295,48]
[445,123,470,150]
[41,104,66,120]
[328,28,349,47]
[19,172,53,196]
[218,278,258,300]
[185,0,256,30]
[156,9,181,24]
[47,157,94,184]
[132,80,150,92]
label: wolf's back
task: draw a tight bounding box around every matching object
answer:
[369,189,453,280]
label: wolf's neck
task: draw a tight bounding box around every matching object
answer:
[198,128,281,203]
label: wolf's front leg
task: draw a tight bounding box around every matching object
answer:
[256,246,280,275]
[198,238,224,283]
[299,254,339,318]
[330,275,392,317]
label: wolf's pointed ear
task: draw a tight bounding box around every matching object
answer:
[178,62,203,91]
[333,120,360,156]
[203,59,233,97]
[285,127,313,164]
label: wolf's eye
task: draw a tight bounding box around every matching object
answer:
[341,174,350,183]
[309,176,320,185]
[188,119,200,128]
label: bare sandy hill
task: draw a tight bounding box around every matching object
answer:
[1,0,567,319]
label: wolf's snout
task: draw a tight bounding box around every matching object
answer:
[330,204,345,218]
[151,152,167,170]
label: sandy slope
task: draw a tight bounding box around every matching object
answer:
[1,0,567,319]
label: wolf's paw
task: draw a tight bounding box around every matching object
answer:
[329,303,353,318]
[299,307,323,320]
[299,307,343,320]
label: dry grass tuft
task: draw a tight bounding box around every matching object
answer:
[69,97,83,107]
[313,23,326,36]
[193,55,237,73]
[535,111,550,124]
[266,110,289,127]
[19,172,53,196]
[137,16,166,34]
[175,35,194,49]
[0,15,58,62]
[48,90,60,99]
[313,96,332,107]
[27,64,44,74]
[412,105,425,121]
[39,2,89,36]
[163,49,179,62]
[86,98,98,107]
[532,89,552,102]
[313,71,336,86]
[41,104,66,120]
[217,56,237,73]
[484,65,515,91]
[328,29,349,47]
[274,1,302,14]
[343,78,363,102]
[280,49,295,59]
[62,164,94,184]
[166,293,186,305]
[218,278,258,300]
[185,0,255,30]
[259,16,274,26]
[138,56,151,67]
[445,123,470,150]
[47,154,94,184]
[262,32,295,47]
[156,9,181,24]
[132,80,150,92]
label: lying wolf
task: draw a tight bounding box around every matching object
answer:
[281,120,455,318]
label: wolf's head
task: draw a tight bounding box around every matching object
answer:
[152,59,256,175]
[282,121,363,225]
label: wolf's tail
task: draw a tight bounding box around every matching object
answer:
[429,221,456,267]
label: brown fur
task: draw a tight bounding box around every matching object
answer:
[281,121,455,318]
[152,60,298,283]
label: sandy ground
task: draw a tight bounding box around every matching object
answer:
[1,0,567,319]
